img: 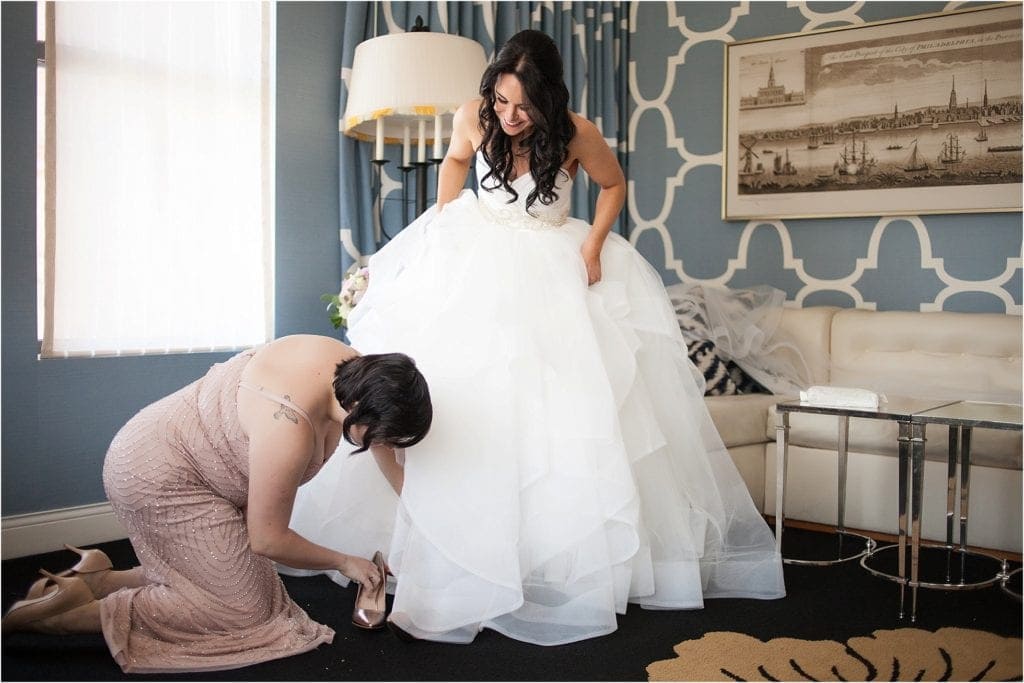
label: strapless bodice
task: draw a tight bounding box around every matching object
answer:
[475,153,573,230]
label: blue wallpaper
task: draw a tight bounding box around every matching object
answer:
[629,1,1021,313]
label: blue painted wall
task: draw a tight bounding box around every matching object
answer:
[1,2,347,516]
[629,1,1022,313]
[2,2,1020,517]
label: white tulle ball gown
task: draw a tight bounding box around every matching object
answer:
[284,154,785,645]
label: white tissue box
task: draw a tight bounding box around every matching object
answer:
[799,385,883,409]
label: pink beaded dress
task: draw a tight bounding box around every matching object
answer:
[100,348,334,674]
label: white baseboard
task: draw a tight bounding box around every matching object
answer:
[2,502,128,560]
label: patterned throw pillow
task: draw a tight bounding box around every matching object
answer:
[687,340,767,396]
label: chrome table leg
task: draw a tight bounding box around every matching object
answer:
[910,421,926,622]
[897,420,911,619]
[837,415,849,557]
[958,427,973,583]
[945,427,959,582]
[775,411,790,551]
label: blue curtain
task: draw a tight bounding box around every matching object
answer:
[337,2,629,279]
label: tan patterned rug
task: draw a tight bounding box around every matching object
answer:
[647,627,1022,681]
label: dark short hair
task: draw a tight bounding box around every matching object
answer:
[333,353,432,454]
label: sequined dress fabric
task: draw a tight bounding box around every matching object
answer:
[101,349,334,674]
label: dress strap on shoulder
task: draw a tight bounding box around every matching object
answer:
[238,381,317,440]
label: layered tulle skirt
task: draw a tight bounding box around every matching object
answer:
[285,190,784,645]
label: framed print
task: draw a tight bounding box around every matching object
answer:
[722,3,1022,221]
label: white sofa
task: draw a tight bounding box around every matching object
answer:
[707,307,1023,553]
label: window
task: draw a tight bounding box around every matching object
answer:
[39,2,274,357]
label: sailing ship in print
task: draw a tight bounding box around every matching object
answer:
[938,133,966,164]
[837,131,875,176]
[975,123,989,142]
[773,149,797,175]
[807,133,819,149]
[902,139,930,172]
[822,129,836,145]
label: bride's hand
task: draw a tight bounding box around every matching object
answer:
[581,241,603,285]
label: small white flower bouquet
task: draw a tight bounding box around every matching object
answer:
[321,265,369,329]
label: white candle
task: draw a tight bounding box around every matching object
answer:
[417,119,427,163]
[374,117,384,161]
[402,124,410,166]
[433,114,443,158]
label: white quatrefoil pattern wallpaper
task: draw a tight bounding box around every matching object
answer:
[627,1,1020,313]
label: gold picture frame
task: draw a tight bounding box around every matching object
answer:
[722,3,1022,221]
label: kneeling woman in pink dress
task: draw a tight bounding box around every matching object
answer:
[1,335,431,673]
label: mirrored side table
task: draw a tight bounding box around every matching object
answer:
[774,397,955,566]
[861,400,1022,621]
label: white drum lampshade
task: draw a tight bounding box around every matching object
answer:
[342,31,489,157]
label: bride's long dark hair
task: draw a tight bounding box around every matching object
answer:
[478,30,576,213]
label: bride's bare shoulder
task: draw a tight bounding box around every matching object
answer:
[455,98,484,124]
[568,111,601,140]
[451,99,485,157]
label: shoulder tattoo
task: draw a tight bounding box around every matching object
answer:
[274,396,300,425]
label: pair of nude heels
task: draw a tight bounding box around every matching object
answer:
[24,544,113,600]
[2,571,94,633]
[1,544,112,634]
[351,551,387,630]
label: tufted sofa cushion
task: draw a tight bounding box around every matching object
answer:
[829,309,1021,404]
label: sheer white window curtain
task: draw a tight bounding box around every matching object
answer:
[42,2,274,357]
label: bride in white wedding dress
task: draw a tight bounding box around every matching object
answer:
[285,29,784,645]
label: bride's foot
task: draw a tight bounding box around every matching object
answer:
[351,551,387,630]
[2,571,94,634]
[25,544,113,600]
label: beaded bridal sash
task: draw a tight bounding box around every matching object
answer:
[477,195,569,230]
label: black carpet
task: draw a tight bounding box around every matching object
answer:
[2,528,1020,681]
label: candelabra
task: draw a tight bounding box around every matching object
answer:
[370,156,442,243]
[341,18,488,246]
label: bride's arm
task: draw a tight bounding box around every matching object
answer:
[437,100,482,209]
[570,114,626,285]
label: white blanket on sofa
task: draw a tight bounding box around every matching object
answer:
[666,282,819,396]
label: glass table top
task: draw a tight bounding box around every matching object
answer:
[913,401,1023,429]
[776,396,956,421]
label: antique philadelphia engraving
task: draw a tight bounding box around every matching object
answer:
[724,3,1022,220]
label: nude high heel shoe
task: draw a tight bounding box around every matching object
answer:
[351,551,387,630]
[2,571,94,634]
[24,544,113,600]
